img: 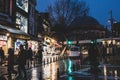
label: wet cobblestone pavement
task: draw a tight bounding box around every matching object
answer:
[59,64,120,80]
[1,56,120,80]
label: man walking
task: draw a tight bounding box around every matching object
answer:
[17,45,27,79]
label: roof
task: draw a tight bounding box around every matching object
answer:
[69,16,105,30]
[0,24,30,39]
[71,16,100,25]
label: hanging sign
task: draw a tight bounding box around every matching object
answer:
[0,35,7,41]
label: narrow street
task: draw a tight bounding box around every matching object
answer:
[1,55,120,80]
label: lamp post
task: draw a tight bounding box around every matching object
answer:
[108,10,117,56]
[108,10,117,38]
[107,10,113,38]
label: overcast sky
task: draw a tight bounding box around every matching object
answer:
[36,0,120,26]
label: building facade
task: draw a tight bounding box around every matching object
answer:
[66,16,108,44]
[0,0,39,55]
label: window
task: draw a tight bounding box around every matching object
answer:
[16,0,28,12]
[16,12,28,33]
[0,0,10,14]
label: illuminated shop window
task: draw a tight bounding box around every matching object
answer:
[16,0,28,12]
[16,12,28,33]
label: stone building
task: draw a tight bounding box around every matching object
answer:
[66,15,108,42]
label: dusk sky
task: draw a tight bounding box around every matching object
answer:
[36,0,120,26]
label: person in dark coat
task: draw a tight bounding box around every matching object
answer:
[88,43,100,73]
[27,47,33,67]
[0,47,5,63]
[102,45,107,63]
[38,46,43,64]
[7,48,17,79]
[17,45,27,79]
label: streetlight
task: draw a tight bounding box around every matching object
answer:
[67,41,72,45]
[108,10,117,38]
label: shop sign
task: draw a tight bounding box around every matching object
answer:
[0,41,6,46]
[0,35,7,41]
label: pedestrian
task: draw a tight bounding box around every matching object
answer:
[79,52,83,64]
[88,43,100,73]
[0,47,5,63]
[7,48,17,79]
[27,47,33,68]
[102,45,107,63]
[38,46,43,64]
[17,45,27,79]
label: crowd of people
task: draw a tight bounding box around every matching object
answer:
[0,44,43,80]
[1,40,120,79]
[0,47,5,64]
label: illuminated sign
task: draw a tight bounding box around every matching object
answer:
[0,35,7,41]
[0,41,6,46]
[16,12,28,33]
[16,0,28,12]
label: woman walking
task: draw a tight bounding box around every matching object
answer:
[7,48,17,79]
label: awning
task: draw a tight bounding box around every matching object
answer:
[0,24,30,39]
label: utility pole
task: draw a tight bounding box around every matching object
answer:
[109,10,114,37]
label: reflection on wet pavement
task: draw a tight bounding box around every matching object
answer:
[2,57,120,80]
[42,59,120,80]
[31,68,39,80]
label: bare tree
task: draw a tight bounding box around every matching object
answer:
[47,0,89,27]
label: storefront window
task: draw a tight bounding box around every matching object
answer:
[0,35,8,55]
[28,40,38,52]
[14,39,25,55]
[16,12,28,33]
[16,0,28,12]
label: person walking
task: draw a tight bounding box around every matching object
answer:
[7,48,17,79]
[38,46,43,64]
[88,43,100,73]
[102,45,107,63]
[0,47,5,64]
[27,47,33,68]
[17,45,27,79]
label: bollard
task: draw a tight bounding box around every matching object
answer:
[57,56,58,61]
[57,68,60,79]
[73,64,75,71]
[44,59,45,65]
[76,63,78,70]
[53,57,55,62]
[47,58,49,64]
[50,57,52,63]
[58,56,60,60]
[56,56,57,61]
[39,72,42,80]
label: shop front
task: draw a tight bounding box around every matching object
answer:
[102,38,120,55]
[0,24,30,56]
[43,36,61,56]
[14,39,26,55]
[0,35,7,55]
[27,40,39,53]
